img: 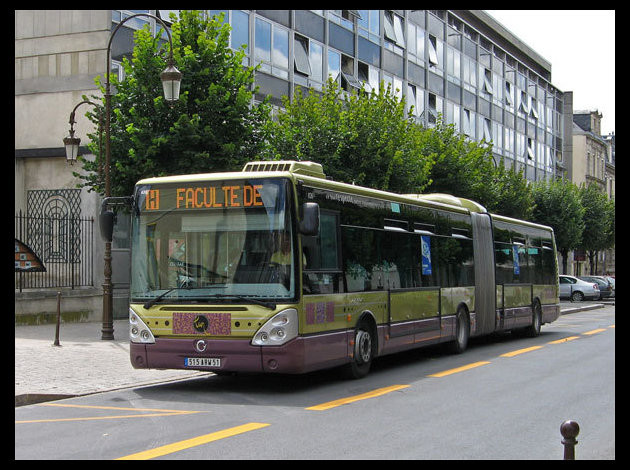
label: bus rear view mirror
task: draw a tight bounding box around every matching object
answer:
[300,202,319,236]
[99,210,115,242]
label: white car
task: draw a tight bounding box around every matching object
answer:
[559,275,600,301]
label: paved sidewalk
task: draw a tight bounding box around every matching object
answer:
[15,319,210,406]
[15,301,612,407]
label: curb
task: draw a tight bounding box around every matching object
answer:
[15,372,212,407]
[560,301,612,315]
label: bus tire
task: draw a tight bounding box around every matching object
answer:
[523,299,542,338]
[448,306,469,354]
[346,320,375,379]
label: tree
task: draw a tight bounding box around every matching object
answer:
[484,158,534,220]
[578,184,612,274]
[531,178,584,274]
[75,10,270,197]
[261,79,434,194]
[421,118,496,206]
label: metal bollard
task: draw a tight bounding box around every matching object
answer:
[53,291,61,347]
[560,420,579,460]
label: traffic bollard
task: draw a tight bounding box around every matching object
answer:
[53,291,61,347]
[560,420,579,459]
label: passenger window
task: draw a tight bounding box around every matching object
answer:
[302,211,341,294]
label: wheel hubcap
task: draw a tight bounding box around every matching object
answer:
[356,330,372,364]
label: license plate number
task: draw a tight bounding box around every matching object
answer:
[185,357,221,367]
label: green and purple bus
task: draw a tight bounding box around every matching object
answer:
[117,161,559,378]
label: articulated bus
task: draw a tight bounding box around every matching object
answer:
[118,161,559,378]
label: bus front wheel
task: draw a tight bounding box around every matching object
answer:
[346,321,374,379]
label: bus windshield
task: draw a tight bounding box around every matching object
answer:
[130,178,296,304]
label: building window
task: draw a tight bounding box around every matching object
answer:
[407,21,425,64]
[463,108,475,138]
[293,34,324,89]
[428,34,442,67]
[359,61,380,93]
[407,84,425,122]
[481,67,493,96]
[328,10,359,31]
[428,93,442,126]
[231,10,250,53]
[446,100,460,131]
[462,56,476,91]
[328,48,341,83]
[254,18,289,79]
[294,34,311,76]
[358,10,380,43]
[483,118,492,142]
[446,46,461,84]
[505,81,514,109]
[384,10,406,53]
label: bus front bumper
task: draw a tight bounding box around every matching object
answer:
[130,331,350,375]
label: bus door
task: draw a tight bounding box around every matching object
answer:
[471,212,496,335]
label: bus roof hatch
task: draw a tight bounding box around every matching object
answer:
[243,161,326,179]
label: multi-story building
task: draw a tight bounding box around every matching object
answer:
[570,110,615,276]
[15,10,570,321]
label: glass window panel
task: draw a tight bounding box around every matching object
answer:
[294,35,311,75]
[328,49,341,82]
[255,17,271,63]
[231,10,249,53]
[310,41,323,82]
[393,13,406,48]
[272,27,288,69]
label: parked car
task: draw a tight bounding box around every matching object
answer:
[604,276,615,298]
[579,276,613,300]
[559,275,599,301]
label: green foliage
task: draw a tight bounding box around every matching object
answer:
[74,10,270,197]
[261,79,434,194]
[578,184,614,273]
[485,157,534,220]
[531,178,584,273]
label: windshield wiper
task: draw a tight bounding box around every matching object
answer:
[143,285,225,309]
[211,294,276,310]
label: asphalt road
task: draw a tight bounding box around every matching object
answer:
[15,305,615,460]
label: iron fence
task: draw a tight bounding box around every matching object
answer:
[15,211,94,291]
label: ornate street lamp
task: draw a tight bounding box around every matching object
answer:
[63,100,102,166]
[99,13,182,340]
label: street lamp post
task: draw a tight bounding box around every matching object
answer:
[100,13,181,340]
[64,99,102,166]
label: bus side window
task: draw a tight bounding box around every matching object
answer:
[302,211,341,294]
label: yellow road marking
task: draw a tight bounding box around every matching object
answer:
[38,403,193,413]
[116,423,270,460]
[583,328,606,335]
[306,385,409,411]
[16,411,198,424]
[500,346,543,357]
[548,336,580,344]
[16,403,202,424]
[427,361,490,378]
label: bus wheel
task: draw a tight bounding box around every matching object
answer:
[449,307,469,354]
[524,300,542,338]
[346,321,374,379]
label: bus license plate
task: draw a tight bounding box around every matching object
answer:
[185,357,221,367]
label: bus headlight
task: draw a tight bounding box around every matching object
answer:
[129,308,155,344]
[252,309,298,346]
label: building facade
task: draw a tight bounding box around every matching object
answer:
[15,10,570,320]
[570,110,615,276]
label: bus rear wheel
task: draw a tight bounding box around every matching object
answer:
[524,299,542,337]
[346,321,374,379]
[448,306,469,354]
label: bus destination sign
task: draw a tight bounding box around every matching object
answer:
[143,184,264,211]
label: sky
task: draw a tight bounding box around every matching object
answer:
[485,10,615,135]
